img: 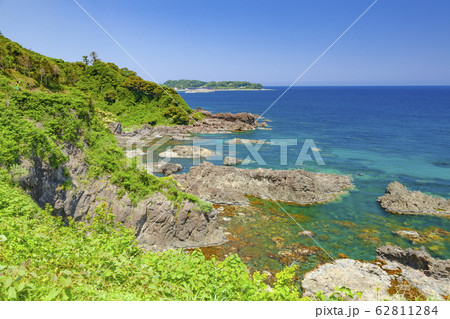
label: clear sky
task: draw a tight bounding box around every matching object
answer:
[0,0,449,86]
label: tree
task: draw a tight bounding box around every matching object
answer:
[82,55,90,66]
[89,51,99,63]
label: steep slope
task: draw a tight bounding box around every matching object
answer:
[0,35,224,249]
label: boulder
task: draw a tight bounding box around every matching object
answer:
[223,156,243,166]
[302,259,392,300]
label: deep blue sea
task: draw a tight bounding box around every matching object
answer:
[177,86,449,271]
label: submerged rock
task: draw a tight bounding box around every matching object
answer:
[392,230,422,242]
[175,162,353,205]
[298,230,316,237]
[378,182,450,217]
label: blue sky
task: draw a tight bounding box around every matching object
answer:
[0,0,449,85]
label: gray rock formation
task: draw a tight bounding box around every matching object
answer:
[376,245,450,280]
[142,160,183,176]
[175,162,353,205]
[301,245,450,300]
[302,259,392,300]
[378,182,450,217]
[392,230,421,242]
[223,156,243,166]
[20,144,226,250]
[108,122,122,134]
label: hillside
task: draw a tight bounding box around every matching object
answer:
[0,35,303,300]
[163,79,264,90]
[0,35,193,127]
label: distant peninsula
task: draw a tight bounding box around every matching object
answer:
[163,79,264,92]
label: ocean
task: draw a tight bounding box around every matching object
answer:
[177,86,450,272]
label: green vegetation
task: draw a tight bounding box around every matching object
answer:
[0,34,365,301]
[164,79,264,90]
[0,177,301,300]
[0,35,192,127]
[0,34,205,208]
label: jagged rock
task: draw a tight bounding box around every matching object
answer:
[175,162,353,205]
[378,182,450,217]
[223,156,243,166]
[301,245,450,300]
[143,160,183,176]
[302,259,392,300]
[20,144,226,250]
[376,245,450,300]
[159,145,215,158]
[376,245,450,279]
[108,122,122,134]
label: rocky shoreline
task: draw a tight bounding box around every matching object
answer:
[302,245,450,300]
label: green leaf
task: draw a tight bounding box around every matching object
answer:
[7,287,17,299]
[46,288,61,300]
[4,277,13,288]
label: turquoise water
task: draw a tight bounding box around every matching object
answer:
[176,87,449,271]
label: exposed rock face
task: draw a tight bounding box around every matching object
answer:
[141,160,183,176]
[301,245,450,300]
[376,245,450,280]
[159,145,215,158]
[20,144,226,250]
[378,182,450,217]
[108,122,122,134]
[302,259,392,300]
[175,162,353,205]
[223,156,243,166]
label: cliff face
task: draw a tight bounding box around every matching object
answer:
[20,144,226,251]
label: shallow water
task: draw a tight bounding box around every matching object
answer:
[176,87,449,273]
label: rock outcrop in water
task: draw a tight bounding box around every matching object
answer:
[20,145,226,251]
[301,245,450,300]
[115,110,268,147]
[174,162,353,205]
[223,156,243,166]
[378,182,450,217]
[159,145,215,158]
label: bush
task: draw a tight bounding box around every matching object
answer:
[0,177,301,300]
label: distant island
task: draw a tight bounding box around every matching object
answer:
[163,79,264,92]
